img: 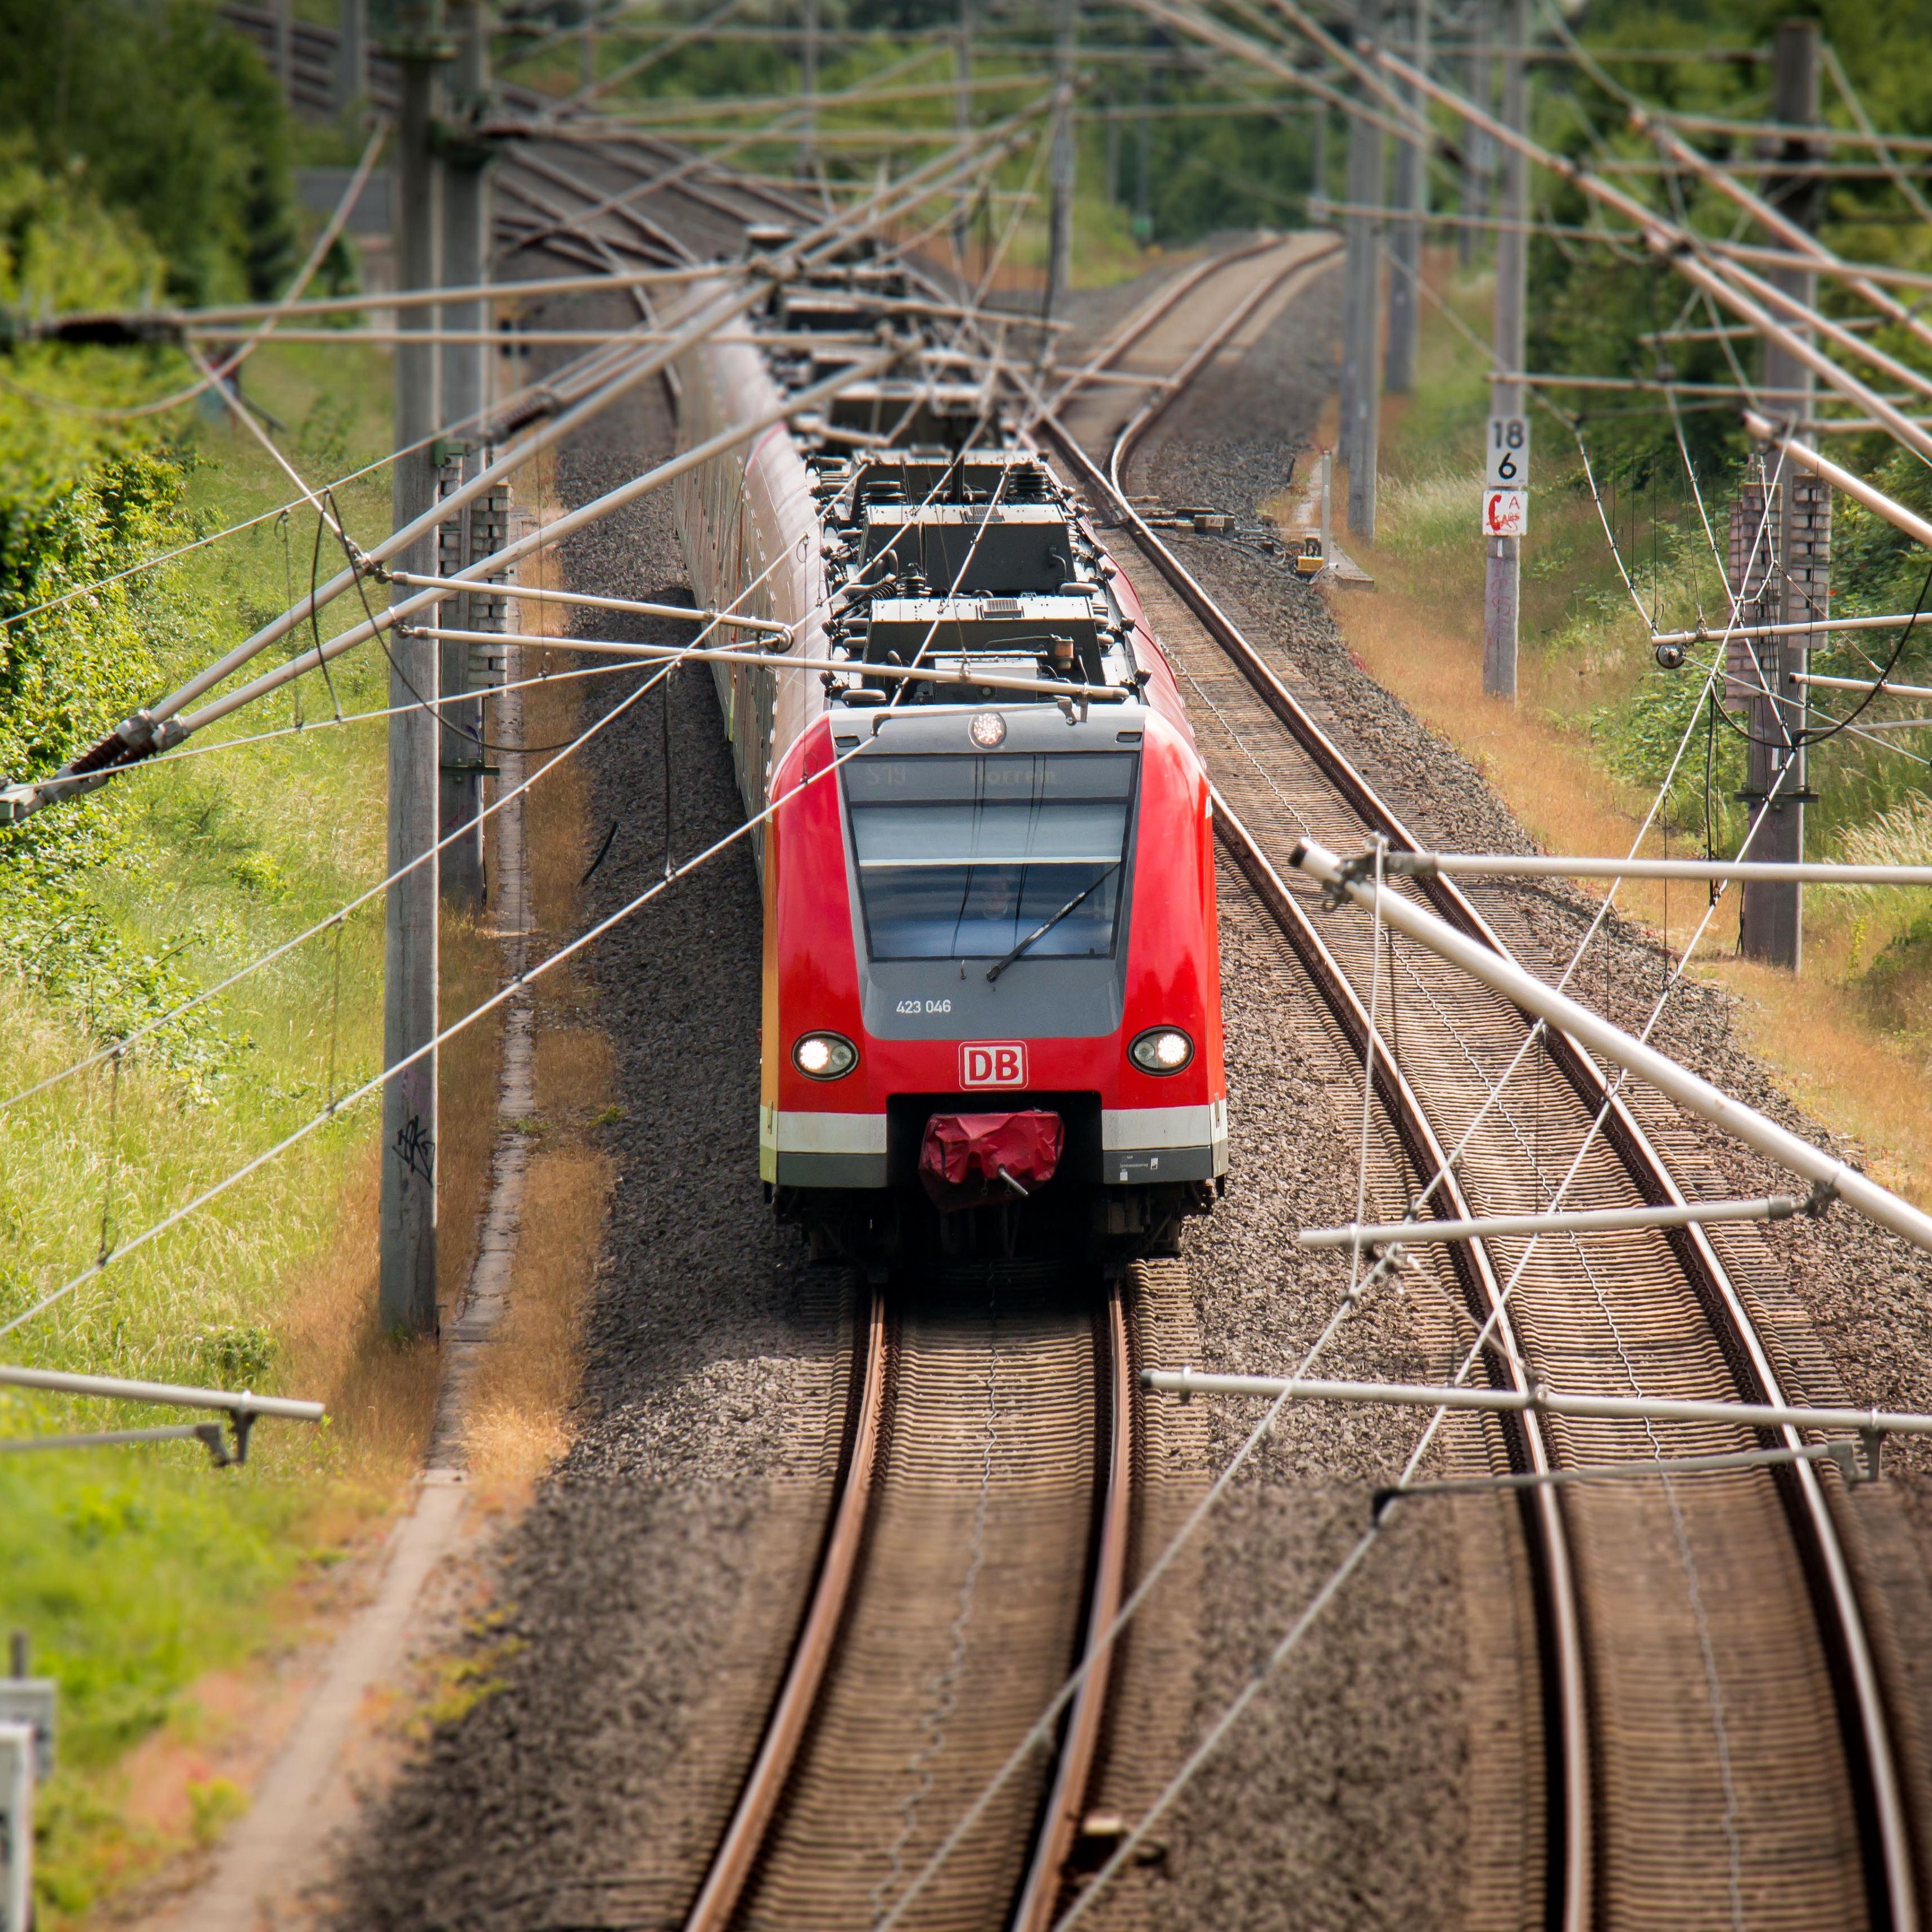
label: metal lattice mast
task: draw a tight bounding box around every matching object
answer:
[1740,19,1824,971]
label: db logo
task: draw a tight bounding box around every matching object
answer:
[961,1042,1026,1088]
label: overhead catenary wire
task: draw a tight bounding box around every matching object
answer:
[3,322,868,819]
[0,707,901,1345]
[497,42,948,256]
[0,582,781,1118]
[7,89,1055,815]
[1046,761,1825,1932]
[89,656,649,779]
[874,259,1817,1929]
[411,625,1133,700]
[2,308,1042,1119]
[1294,20,1932,464]
[37,34,1924,1870]
[888,37,1932,1893]
[42,262,738,333]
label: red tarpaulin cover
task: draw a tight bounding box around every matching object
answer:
[918,1111,1065,1212]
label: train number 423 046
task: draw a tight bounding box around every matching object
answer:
[896,998,953,1014]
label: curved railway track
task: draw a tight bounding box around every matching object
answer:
[680,1268,1135,1931]
[1032,237,1920,1930]
[497,165,1922,1924]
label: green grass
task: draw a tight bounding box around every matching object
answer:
[0,334,455,1922]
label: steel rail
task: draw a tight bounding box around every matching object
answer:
[680,1276,1133,1932]
[1103,237,1344,505]
[1033,247,1916,1931]
[1008,1281,1136,1932]
[1033,233,1286,420]
[502,145,699,266]
[681,1285,889,1932]
[1211,795,1591,1924]
[1029,261,1589,1927]
[603,130,827,227]
[10,118,1049,819]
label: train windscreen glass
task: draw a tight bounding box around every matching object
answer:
[845,752,1138,962]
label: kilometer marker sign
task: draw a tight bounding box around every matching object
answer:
[1485,414,1530,537]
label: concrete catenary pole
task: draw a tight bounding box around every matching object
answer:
[800,0,820,179]
[273,0,294,101]
[1384,0,1428,393]
[1459,0,1489,267]
[1046,0,1077,320]
[953,0,973,263]
[337,0,366,114]
[1134,54,1153,240]
[1740,19,1823,972]
[381,3,449,1336]
[439,0,492,913]
[1482,0,1526,700]
[1340,0,1384,541]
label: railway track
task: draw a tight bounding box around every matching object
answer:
[1033,237,1921,1929]
[679,1266,1135,1931]
[496,165,1922,1922]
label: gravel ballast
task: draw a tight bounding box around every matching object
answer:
[1112,249,1932,1922]
[329,244,1932,1932]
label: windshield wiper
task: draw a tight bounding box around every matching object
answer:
[986,864,1120,983]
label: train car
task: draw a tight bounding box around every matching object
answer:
[670,260,1227,1264]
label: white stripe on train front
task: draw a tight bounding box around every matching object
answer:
[1103,1099,1229,1184]
[1103,1100,1228,1150]
[761,1104,1224,1152]
[760,1102,1227,1186]
[763,1107,888,1155]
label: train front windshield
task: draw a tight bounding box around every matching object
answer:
[845,751,1138,962]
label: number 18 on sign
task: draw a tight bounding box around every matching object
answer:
[1484,414,1529,537]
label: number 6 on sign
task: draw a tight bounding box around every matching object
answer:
[1487,414,1530,488]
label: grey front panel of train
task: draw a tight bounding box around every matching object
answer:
[830,707,1147,1043]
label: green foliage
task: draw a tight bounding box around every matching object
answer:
[0,0,295,303]
[0,50,394,1908]
[0,1457,306,1768]
[0,448,183,778]
[1594,663,1749,842]
[1526,0,1932,479]
[1120,63,1316,244]
[0,1448,309,1917]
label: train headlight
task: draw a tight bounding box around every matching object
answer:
[794,1031,858,1079]
[1129,1027,1194,1075]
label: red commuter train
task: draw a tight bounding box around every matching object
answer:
[672,261,1226,1263]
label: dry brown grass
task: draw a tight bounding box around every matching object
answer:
[524,668,593,943]
[463,1027,614,1499]
[462,1147,611,1496]
[458,487,614,1496]
[439,912,507,1322]
[1700,954,1932,1207]
[261,852,507,1511]
[276,1149,441,1505]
